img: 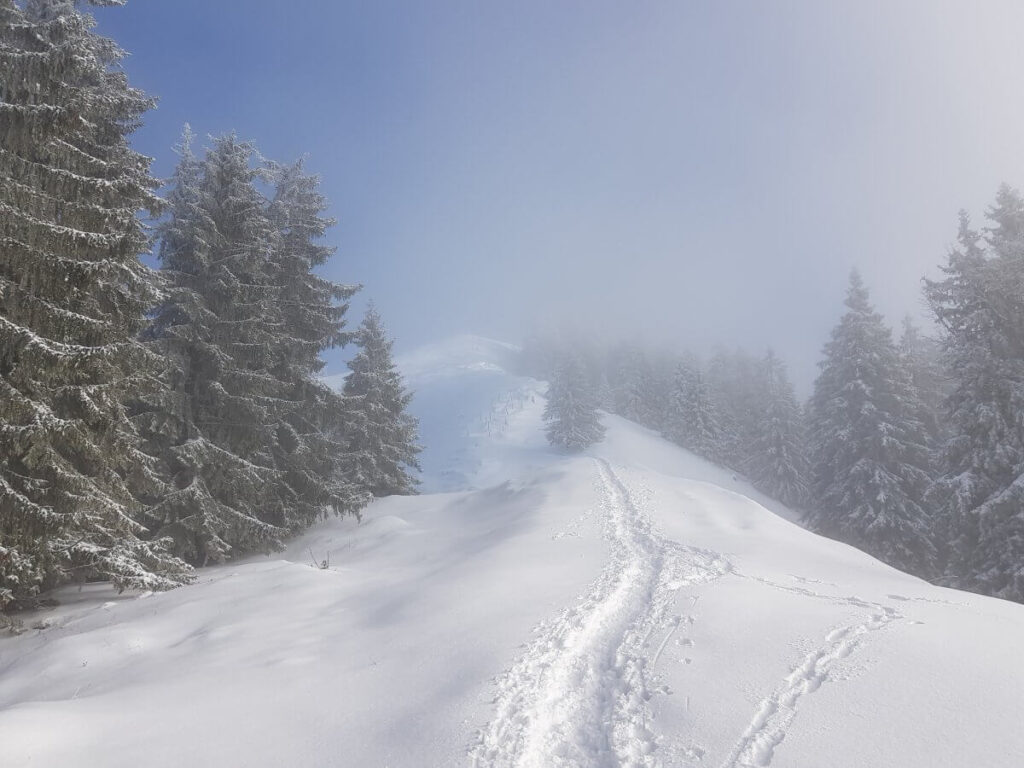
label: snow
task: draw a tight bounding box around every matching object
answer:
[2,334,1023,768]
[398,334,547,493]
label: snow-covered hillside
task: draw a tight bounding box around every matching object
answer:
[2,336,1022,768]
[398,335,547,493]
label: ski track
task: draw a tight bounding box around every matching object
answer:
[719,580,903,768]
[470,458,730,768]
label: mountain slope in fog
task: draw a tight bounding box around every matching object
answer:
[1,335,1021,768]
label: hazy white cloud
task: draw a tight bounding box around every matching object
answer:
[97,1,1024,389]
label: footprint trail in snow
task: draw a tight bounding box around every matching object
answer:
[719,581,903,768]
[470,458,730,768]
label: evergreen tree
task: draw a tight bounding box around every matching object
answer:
[664,358,723,461]
[543,355,606,451]
[343,306,421,495]
[898,317,948,447]
[746,351,810,508]
[0,0,191,608]
[925,192,1024,601]
[139,134,293,563]
[707,348,760,470]
[137,135,370,563]
[594,371,614,413]
[265,159,365,524]
[807,272,937,577]
[635,352,675,430]
[608,343,647,423]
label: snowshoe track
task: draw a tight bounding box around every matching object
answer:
[719,585,902,768]
[470,458,730,768]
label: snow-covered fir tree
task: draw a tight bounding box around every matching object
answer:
[898,317,948,448]
[664,358,723,462]
[594,371,614,413]
[264,159,367,524]
[925,192,1024,601]
[139,134,327,563]
[137,134,372,565]
[342,306,421,496]
[807,271,937,578]
[635,353,675,430]
[543,355,606,451]
[745,351,810,509]
[0,0,191,608]
[608,343,648,424]
[706,348,760,470]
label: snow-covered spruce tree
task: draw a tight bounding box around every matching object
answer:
[138,134,293,564]
[664,358,723,462]
[898,317,949,448]
[594,371,614,413]
[635,353,675,430]
[0,0,191,608]
[707,348,760,470]
[138,137,370,564]
[265,159,367,524]
[745,351,810,509]
[608,343,648,423]
[543,355,606,451]
[807,271,937,578]
[925,193,1024,601]
[342,306,421,496]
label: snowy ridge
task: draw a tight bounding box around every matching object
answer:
[398,334,521,383]
[399,334,544,493]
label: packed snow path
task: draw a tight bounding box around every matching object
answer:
[471,458,730,768]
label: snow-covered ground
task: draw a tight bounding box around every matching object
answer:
[2,335,1022,768]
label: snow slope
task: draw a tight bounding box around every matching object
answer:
[2,335,1022,768]
[398,334,546,493]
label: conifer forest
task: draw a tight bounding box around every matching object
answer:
[0,1,420,611]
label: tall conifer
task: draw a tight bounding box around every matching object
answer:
[0,0,190,607]
[543,355,606,452]
[343,306,421,495]
[925,192,1024,600]
[141,135,291,563]
[746,351,810,508]
[808,272,937,577]
[665,359,723,462]
[265,159,364,524]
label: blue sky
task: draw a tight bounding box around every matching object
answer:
[93,1,1024,387]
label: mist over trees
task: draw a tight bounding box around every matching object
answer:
[925,188,1024,603]
[543,356,606,452]
[746,351,810,510]
[0,0,419,612]
[665,360,723,463]
[807,272,937,578]
[524,334,812,504]
[524,187,1024,604]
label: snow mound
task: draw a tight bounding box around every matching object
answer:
[397,334,521,383]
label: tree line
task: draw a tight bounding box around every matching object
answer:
[528,188,1024,605]
[0,0,420,613]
